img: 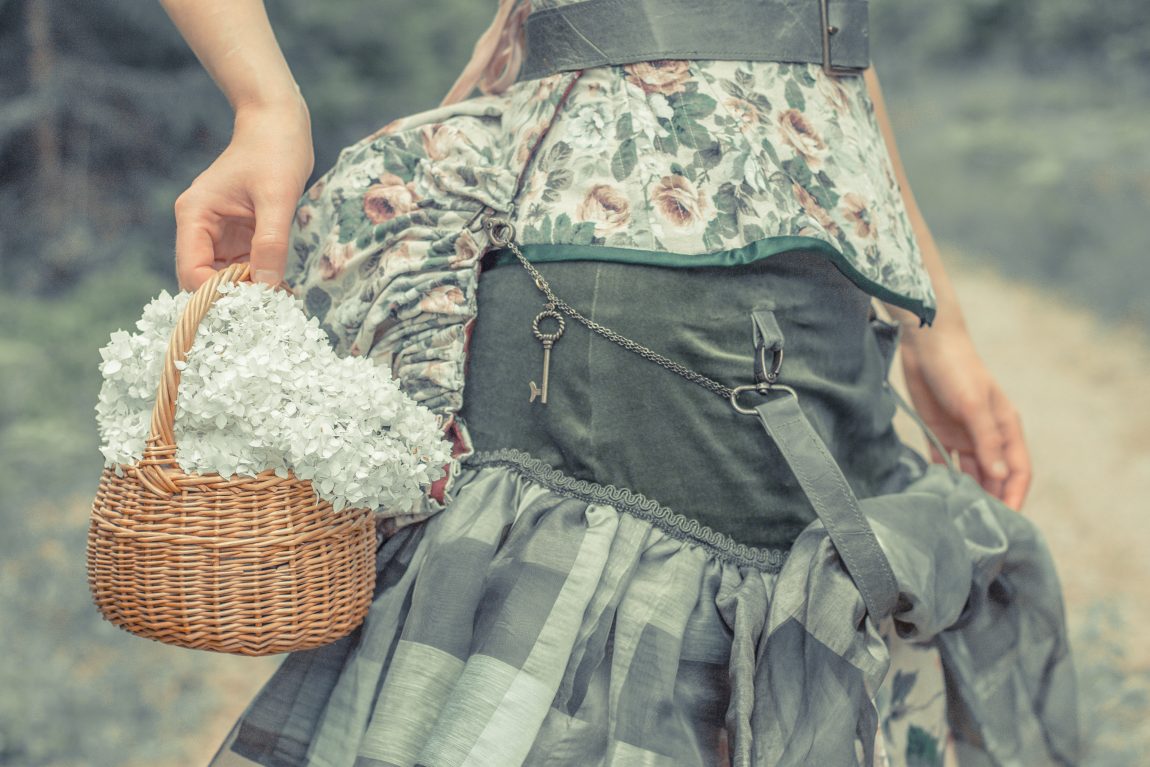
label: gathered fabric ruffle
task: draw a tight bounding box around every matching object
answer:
[214,441,1076,767]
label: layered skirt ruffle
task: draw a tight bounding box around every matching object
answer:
[212,445,943,767]
[212,436,1075,767]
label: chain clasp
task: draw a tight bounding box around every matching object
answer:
[483,214,516,248]
[730,382,799,415]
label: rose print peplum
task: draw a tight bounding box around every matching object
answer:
[283,52,942,527]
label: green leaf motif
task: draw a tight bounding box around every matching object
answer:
[615,113,633,141]
[715,182,740,216]
[760,139,783,170]
[905,725,943,767]
[547,168,573,191]
[337,197,365,243]
[523,215,550,242]
[382,152,408,177]
[720,79,747,100]
[611,138,638,181]
[305,286,332,320]
[542,141,572,171]
[783,157,812,187]
[553,213,574,242]
[695,139,724,170]
[570,220,597,245]
[889,670,917,713]
[784,78,806,111]
[457,165,478,187]
[653,129,678,155]
[810,183,835,211]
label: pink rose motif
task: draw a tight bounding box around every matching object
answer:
[815,74,853,114]
[791,182,840,238]
[306,177,327,202]
[777,109,829,172]
[515,123,548,166]
[653,174,711,231]
[841,192,876,239]
[623,60,692,96]
[419,285,466,314]
[421,124,466,162]
[723,97,763,132]
[363,174,421,224]
[450,230,482,268]
[319,240,357,281]
[295,204,315,228]
[381,242,425,277]
[528,74,564,104]
[576,184,631,237]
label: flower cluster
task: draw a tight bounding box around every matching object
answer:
[95,280,452,515]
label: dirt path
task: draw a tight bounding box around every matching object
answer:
[187,253,1150,764]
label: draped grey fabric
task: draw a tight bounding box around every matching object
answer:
[756,445,1080,765]
[209,444,1078,767]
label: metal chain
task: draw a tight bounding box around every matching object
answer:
[483,215,736,401]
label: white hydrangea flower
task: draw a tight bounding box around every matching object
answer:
[94,280,453,515]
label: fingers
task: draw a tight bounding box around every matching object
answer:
[174,194,219,292]
[249,189,295,286]
[962,393,1009,500]
[994,389,1032,511]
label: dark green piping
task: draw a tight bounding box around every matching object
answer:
[486,236,937,327]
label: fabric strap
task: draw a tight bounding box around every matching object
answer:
[748,309,899,620]
[518,0,870,81]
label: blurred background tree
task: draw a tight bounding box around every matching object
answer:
[1,0,1147,764]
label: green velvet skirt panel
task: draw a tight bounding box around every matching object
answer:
[459,247,910,551]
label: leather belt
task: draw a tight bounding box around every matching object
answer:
[518,0,870,81]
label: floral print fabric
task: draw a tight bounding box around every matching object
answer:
[508,58,938,324]
[287,54,938,408]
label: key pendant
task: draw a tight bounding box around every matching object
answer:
[530,306,565,404]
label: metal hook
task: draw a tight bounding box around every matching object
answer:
[484,215,516,247]
[757,344,783,385]
[730,382,799,415]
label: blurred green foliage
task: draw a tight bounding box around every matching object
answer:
[0,0,1147,764]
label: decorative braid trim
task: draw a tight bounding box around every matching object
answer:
[463,448,790,573]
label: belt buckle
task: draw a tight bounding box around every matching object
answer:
[819,0,863,76]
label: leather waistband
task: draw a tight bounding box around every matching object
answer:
[518,0,870,81]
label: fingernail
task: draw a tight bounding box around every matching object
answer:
[991,460,1008,478]
[254,269,280,285]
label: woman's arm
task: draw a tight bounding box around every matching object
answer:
[159,0,303,111]
[863,67,1032,510]
[160,0,314,290]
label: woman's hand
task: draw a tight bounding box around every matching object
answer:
[174,96,314,292]
[899,325,1032,511]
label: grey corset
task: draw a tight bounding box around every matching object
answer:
[459,248,908,551]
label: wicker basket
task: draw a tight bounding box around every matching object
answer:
[87,263,377,656]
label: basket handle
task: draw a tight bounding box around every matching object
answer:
[138,263,280,494]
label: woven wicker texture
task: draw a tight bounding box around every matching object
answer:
[87,263,377,656]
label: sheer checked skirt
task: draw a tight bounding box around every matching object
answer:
[208,250,954,767]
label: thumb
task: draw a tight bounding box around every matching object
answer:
[249,190,295,286]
